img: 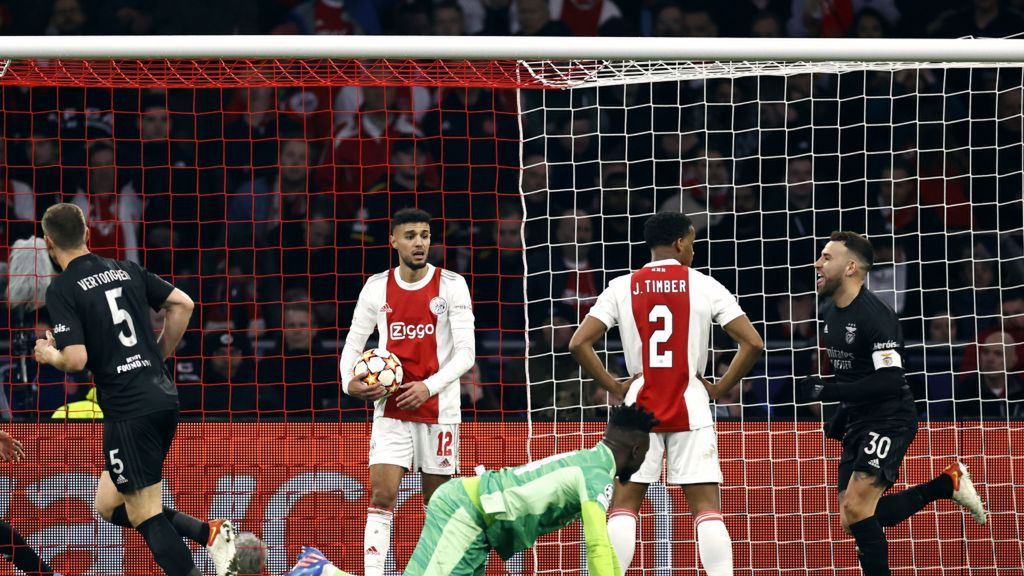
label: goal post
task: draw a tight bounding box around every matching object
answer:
[0,35,1021,574]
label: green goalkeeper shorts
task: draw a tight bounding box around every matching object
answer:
[404,477,491,576]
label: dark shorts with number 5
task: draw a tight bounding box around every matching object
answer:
[837,421,917,492]
[102,409,178,493]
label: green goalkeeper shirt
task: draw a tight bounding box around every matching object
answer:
[476,442,620,576]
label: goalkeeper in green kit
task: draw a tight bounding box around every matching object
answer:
[278,404,658,576]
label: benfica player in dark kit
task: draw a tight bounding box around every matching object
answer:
[33,203,236,576]
[799,231,986,576]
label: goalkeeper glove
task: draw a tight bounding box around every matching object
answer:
[797,376,836,402]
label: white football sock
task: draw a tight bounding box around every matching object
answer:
[364,507,393,576]
[695,510,732,576]
[607,508,638,575]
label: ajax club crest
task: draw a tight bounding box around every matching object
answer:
[429,297,448,315]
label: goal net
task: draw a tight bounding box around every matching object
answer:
[0,37,1021,574]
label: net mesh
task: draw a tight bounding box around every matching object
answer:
[0,54,1020,575]
[522,66,1024,573]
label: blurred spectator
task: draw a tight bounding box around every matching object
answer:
[272,0,381,34]
[0,142,33,243]
[852,7,890,38]
[45,0,91,35]
[468,202,526,332]
[751,10,783,36]
[333,86,424,196]
[528,208,602,321]
[433,1,467,35]
[652,2,685,36]
[681,2,719,36]
[460,363,500,414]
[955,330,1024,420]
[27,128,62,221]
[393,0,433,34]
[928,0,1024,38]
[789,0,899,37]
[258,303,351,417]
[927,312,960,345]
[231,138,323,249]
[69,141,141,263]
[527,306,585,420]
[505,0,572,35]
[867,240,909,315]
[180,331,260,416]
[712,353,769,419]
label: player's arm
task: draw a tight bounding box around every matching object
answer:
[35,285,88,373]
[570,283,631,400]
[569,316,630,399]
[396,274,476,409]
[157,288,194,360]
[580,500,621,576]
[340,279,386,401]
[703,315,764,400]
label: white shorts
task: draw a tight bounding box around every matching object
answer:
[368,417,459,476]
[629,425,722,485]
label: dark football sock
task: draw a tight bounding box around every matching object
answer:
[849,516,890,576]
[875,474,953,527]
[136,514,201,576]
[0,520,55,575]
[108,504,209,544]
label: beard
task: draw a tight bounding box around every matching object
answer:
[402,256,427,270]
[618,465,639,484]
[817,275,840,297]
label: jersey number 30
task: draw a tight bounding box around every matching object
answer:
[105,288,138,347]
[648,304,673,368]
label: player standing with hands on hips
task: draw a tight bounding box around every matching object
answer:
[339,208,475,576]
[34,203,236,576]
[799,231,987,576]
[569,212,764,576]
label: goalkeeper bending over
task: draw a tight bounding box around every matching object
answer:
[261,404,657,576]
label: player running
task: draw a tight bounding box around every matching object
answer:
[569,211,764,576]
[339,208,476,576]
[799,231,986,576]
[252,404,659,576]
[33,203,236,576]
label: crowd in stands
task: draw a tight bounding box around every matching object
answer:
[0,0,1022,421]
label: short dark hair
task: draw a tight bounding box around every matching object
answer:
[608,403,659,435]
[41,203,88,250]
[391,207,432,231]
[829,230,874,271]
[644,211,694,249]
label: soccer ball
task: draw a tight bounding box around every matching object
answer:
[353,348,404,396]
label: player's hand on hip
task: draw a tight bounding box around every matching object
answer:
[797,376,826,402]
[0,430,24,463]
[609,373,640,404]
[347,372,388,401]
[698,374,719,400]
[395,381,430,410]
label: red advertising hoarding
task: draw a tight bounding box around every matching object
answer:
[0,422,1020,575]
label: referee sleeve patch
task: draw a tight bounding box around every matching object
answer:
[871,349,903,370]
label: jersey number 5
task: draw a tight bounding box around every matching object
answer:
[105,288,138,347]
[649,304,673,368]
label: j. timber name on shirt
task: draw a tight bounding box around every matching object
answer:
[632,278,687,295]
[76,269,131,291]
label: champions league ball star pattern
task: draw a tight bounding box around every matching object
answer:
[353,348,404,396]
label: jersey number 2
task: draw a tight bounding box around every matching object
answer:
[649,304,673,368]
[105,288,138,347]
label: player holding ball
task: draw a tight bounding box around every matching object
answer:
[339,208,476,576]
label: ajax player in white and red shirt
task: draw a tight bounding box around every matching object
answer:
[569,212,763,576]
[339,208,475,576]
